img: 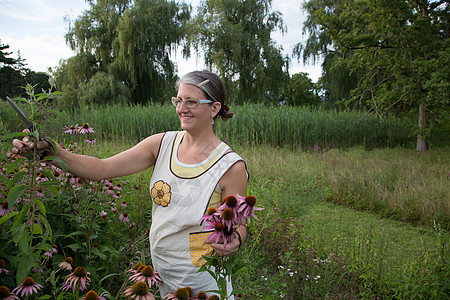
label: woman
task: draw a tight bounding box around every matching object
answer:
[12,70,248,298]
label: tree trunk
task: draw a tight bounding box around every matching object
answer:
[416,103,428,151]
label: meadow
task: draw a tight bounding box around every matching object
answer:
[0,101,448,299]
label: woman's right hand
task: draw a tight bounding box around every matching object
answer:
[11,130,53,157]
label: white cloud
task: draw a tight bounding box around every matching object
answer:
[0,0,322,81]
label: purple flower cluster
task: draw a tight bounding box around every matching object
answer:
[63,123,95,135]
[201,194,263,248]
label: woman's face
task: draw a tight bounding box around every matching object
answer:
[176,82,220,132]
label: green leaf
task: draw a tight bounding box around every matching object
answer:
[13,224,30,253]
[35,199,46,216]
[0,131,28,141]
[45,185,61,204]
[16,254,35,284]
[5,157,25,175]
[67,243,81,252]
[39,295,52,299]
[6,172,25,189]
[0,211,18,225]
[32,223,43,235]
[8,184,28,208]
[38,214,53,242]
[47,156,66,172]
[12,204,30,231]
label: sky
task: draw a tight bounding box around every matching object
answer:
[0,0,322,82]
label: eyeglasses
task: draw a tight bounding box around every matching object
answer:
[171,97,214,109]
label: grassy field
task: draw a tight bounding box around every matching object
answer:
[64,140,449,299]
[1,99,448,298]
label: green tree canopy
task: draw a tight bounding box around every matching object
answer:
[187,0,289,103]
[297,0,449,149]
[283,72,321,106]
[58,0,190,107]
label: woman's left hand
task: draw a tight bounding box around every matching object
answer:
[206,233,240,257]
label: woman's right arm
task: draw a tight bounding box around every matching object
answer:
[12,132,165,181]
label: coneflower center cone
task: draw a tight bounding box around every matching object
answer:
[214,222,224,232]
[221,208,234,220]
[206,207,217,215]
[0,259,5,268]
[0,286,11,297]
[65,257,73,263]
[84,290,99,300]
[174,287,190,299]
[23,277,35,286]
[245,195,257,206]
[224,196,237,207]
[73,266,87,277]
[132,281,149,295]
[141,266,154,277]
[2,202,8,209]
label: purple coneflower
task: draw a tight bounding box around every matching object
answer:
[203,219,233,247]
[36,173,48,184]
[119,212,130,223]
[32,267,43,274]
[0,285,19,300]
[164,287,193,300]
[12,277,43,298]
[105,186,115,195]
[237,194,263,223]
[122,281,156,300]
[99,211,107,220]
[127,262,144,275]
[0,260,9,275]
[120,201,127,207]
[36,187,44,198]
[111,206,118,214]
[62,266,91,293]
[80,290,106,300]
[64,124,79,134]
[115,183,123,191]
[78,123,95,135]
[0,202,10,216]
[129,265,163,288]
[85,139,96,145]
[113,191,121,199]
[200,206,217,224]
[58,257,73,271]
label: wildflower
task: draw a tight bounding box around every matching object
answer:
[0,260,9,275]
[121,201,127,207]
[85,139,96,145]
[111,206,118,214]
[12,277,43,298]
[204,219,232,247]
[32,267,43,274]
[78,123,95,135]
[127,262,144,275]
[64,124,79,134]
[0,202,10,216]
[129,221,136,229]
[80,290,106,300]
[237,194,263,223]
[113,191,121,199]
[122,281,156,300]
[34,187,44,197]
[36,173,48,184]
[119,212,130,223]
[129,265,163,288]
[0,286,19,300]
[115,183,123,191]
[92,243,98,249]
[164,287,192,300]
[99,211,107,220]
[105,186,115,195]
[58,257,73,271]
[199,206,217,224]
[62,266,91,293]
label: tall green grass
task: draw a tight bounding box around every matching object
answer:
[41,103,413,149]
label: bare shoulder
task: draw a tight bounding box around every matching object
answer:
[220,159,248,197]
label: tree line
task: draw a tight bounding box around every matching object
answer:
[1,0,448,150]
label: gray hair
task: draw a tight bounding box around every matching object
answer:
[177,70,233,120]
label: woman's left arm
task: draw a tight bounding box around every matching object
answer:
[210,160,248,256]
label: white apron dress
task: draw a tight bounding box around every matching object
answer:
[149,131,245,298]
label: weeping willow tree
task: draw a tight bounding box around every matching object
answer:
[187,0,289,103]
[57,0,190,107]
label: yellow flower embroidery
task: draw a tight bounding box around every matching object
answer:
[151,180,171,207]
